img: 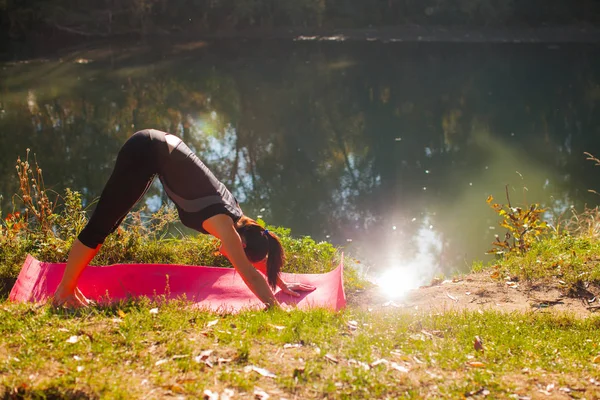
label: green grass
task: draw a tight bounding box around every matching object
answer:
[475,234,600,294]
[1,301,599,399]
[4,175,600,398]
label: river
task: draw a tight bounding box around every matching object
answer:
[1,38,599,286]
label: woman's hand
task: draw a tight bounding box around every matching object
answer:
[53,285,90,308]
[280,282,316,297]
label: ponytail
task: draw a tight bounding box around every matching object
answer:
[265,231,284,290]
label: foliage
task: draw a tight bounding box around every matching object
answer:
[1,303,600,398]
[2,0,600,39]
[486,187,549,256]
[0,154,364,296]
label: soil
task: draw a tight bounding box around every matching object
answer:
[348,272,600,317]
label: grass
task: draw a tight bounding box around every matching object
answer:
[3,157,600,398]
[1,301,600,399]
[484,234,600,285]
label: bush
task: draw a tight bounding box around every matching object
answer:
[0,153,364,296]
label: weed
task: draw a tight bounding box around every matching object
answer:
[486,186,549,256]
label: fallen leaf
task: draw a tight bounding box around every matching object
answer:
[390,362,409,373]
[490,271,500,279]
[117,309,126,319]
[466,361,486,368]
[592,355,600,363]
[163,384,186,394]
[421,330,435,339]
[371,358,389,367]
[348,359,370,370]
[176,378,196,385]
[194,350,214,364]
[244,365,277,378]
[203,389,218,400]
[293,366,305,378]
[206,319,219,328]
[325,353,339,364]
[474,336,484,352]
[66,336,79,344]
[221,388,235,400]
[254,388,270,399]
[445,292,458,302]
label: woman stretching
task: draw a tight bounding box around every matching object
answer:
[53,129,315,308]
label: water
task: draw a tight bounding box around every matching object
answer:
[1,39,600,287]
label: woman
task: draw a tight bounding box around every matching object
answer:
[53,129,315,308]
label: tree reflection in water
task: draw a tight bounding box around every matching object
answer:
[1,41,599,282]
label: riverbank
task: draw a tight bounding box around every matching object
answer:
[2,24,600,62]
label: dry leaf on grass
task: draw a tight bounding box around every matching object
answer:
[371,358,389,367]
[348,359,370,370]
[324,353,339,364]
[176,378,196,385]
[254,388,270,399]
[466,361,486,368]
[445,292,458,302]
[194,350,214,363]
[206,319,219,328]
[474,336,484,352]
[117,309,126,319]
[66,336,79,344]
[293,366,305,378]
[244,365,277,378]
[162,384,185,394]
[391,362,409,373]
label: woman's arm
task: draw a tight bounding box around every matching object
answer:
[203,214,280,309]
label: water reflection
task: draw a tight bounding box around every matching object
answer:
[1,41,600,279]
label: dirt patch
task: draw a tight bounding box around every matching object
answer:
[348,272,600,317]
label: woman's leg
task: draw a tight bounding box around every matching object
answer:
[54,132,158,306]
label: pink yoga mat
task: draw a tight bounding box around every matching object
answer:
[9,254,346,312]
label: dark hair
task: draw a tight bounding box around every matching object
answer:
[235,216,285,290]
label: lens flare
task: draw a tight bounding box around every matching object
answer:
[376,264,424,300]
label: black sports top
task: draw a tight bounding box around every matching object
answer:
[153,130,243,233]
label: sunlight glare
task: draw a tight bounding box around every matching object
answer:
[376,263,423,300]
